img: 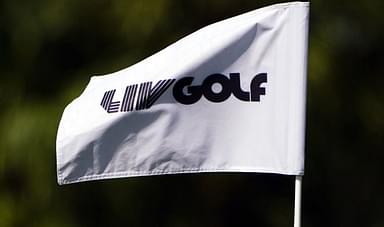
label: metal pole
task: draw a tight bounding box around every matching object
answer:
[294,175,302,227]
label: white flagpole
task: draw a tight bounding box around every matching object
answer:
[294,175,303,227]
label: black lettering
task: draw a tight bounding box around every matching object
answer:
[250,73,267,101]
[173,77,203,105]
[147,79,175,108]
[121,85,138,112]
[229,73,250,101]
[136,82,151,110]
[202,74,231,103]
[100,89,120,113]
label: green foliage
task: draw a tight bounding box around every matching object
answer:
[0,0,383,226]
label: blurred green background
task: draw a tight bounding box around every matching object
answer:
[1,0,383,226]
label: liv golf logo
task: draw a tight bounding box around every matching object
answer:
[100,73,267,113]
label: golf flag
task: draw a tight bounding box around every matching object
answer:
[56,2,309,185]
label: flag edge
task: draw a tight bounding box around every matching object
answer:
[58,168,304,185]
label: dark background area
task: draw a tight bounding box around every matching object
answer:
[0,0,383,226]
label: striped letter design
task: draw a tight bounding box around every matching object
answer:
[101,79,175,113]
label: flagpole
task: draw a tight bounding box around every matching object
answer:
[294,175,302,227]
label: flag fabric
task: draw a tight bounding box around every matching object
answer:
[56,2,309,185]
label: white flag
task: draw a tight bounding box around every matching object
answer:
[56,2,309,185]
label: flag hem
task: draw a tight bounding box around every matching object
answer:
[58,168,304,185]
